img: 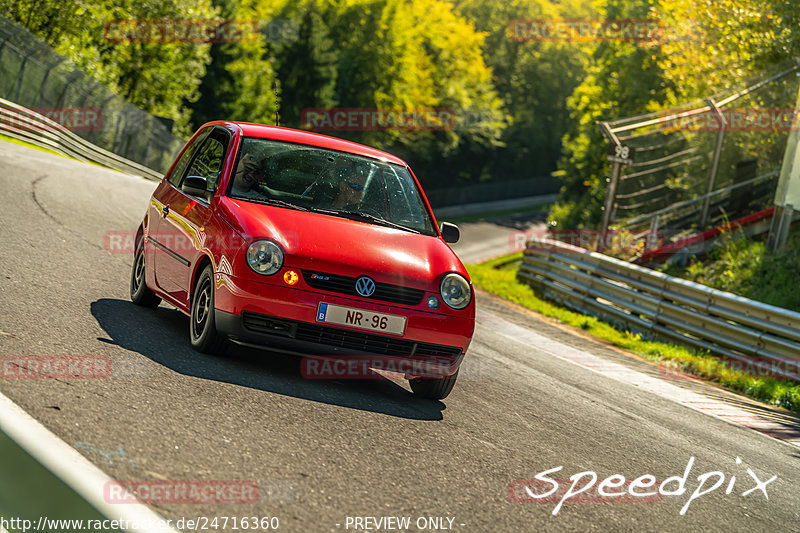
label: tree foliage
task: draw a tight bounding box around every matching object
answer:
[453,0,592,181]
[550,0,800,229]
[13,0,795,213]
[1,0,217,136]
[190,0,279,128]
[655,0,800,103]
[550,0,670,228]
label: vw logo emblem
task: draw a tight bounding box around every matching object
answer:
[355,276,376,297]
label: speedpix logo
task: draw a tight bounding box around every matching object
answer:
[509,456,776,515]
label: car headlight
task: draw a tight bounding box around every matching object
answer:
[246,240,284,275]
[440,273,471,310]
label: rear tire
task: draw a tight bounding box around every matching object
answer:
[130,237,161,308]
[409,371,459,400]
[189,264,227,354]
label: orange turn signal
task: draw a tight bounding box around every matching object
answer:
[283,270,299,285]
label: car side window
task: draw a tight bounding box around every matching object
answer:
[168,128,211,187]
[182,131,230,198]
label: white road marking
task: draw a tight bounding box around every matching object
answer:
[479,308,800,448]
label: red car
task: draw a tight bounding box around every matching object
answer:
[130,121,474,399]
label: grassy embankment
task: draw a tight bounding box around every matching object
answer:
[661,227,800,312]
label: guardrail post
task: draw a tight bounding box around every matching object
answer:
[770,82,800,251]
[700,99,726,229]
[768,204,794,252]
[647,214,660,250]
[602,160,621,233]
[598,121,622,233]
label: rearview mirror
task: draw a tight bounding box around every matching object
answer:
[440,222,460,244]
[182,176,208,198]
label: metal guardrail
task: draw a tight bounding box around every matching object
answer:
[624,170,779,228]
[0,97,163,180]
[518,240,800,381]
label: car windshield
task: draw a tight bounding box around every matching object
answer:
[227,136,437,236]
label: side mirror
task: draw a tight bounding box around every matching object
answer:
[182,176,208,198]
[440,222,460,244]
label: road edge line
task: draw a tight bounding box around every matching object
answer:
[0,391,179,533]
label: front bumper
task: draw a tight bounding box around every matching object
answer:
[213,274,474,375]
[216,309,465,376]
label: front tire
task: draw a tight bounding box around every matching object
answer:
[409,371,459,400]
[189,265,227,354]
[130,237,161,308]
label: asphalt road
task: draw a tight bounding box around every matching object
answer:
[1,141,799,533]
[447,212,547,264]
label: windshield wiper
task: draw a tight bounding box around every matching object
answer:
[312,208,421,234]
[248,198,309,211]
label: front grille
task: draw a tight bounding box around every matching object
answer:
[242,313,296,337]
[241,311,462,358]
[302,270,425,306]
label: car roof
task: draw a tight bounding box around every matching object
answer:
[211,121,408,167]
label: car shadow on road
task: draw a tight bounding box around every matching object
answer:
[91,298,446,421]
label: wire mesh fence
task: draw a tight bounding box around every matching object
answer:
[599,62,800,239]
[0,15,185,174]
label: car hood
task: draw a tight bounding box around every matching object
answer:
[217,197,466,288]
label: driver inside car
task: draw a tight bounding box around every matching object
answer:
[328,163,368,209]
[230,149,267,198]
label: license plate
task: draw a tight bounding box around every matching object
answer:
[316,303,406,336]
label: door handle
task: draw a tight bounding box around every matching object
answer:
[161,205,169,217]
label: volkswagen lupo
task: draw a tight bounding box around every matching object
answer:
[130,122,474,399]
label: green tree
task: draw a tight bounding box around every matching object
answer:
[0,0,92,44]
[453,0,592,181]
[282,0,505,188]
[2,0,219,135]
[655,0,800,103]
[270,2,337,128]
[190,0,279,128]
[550,0,671,228]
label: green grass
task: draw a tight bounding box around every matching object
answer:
[662,227,800,312]
[467,252,800,416]
[0,133,122,172]
[0,133,66,158]
[439,202,552,224]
